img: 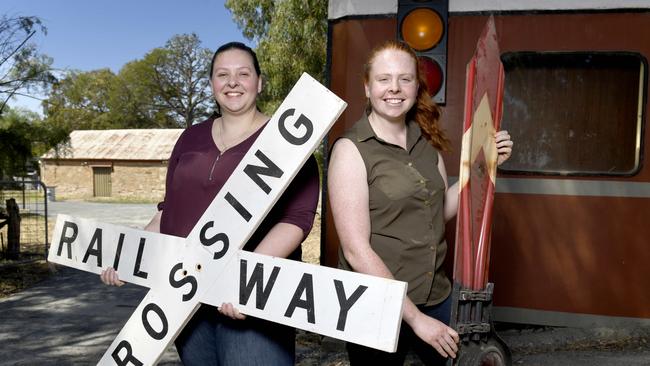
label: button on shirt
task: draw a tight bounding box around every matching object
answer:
[337,114,451,306]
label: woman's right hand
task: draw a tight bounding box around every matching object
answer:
[100,267,125,287]
[218,302,246,320]
[411,311,459,359]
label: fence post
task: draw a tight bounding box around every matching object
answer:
[0,198,21,259]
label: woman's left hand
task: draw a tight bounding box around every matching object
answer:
[218,302,246,320]
[495,130,514,166]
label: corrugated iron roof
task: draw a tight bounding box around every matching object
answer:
[41,129,184,161]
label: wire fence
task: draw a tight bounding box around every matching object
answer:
[0,180,49,262]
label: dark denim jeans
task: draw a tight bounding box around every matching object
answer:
[347,295,452,366]
[175,305,295,366]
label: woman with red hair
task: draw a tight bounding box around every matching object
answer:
[328,40,512,365]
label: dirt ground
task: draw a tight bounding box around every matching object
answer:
[0,260,50,297]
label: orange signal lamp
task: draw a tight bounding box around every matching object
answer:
[400,8,444,51]
[418,56,443,96]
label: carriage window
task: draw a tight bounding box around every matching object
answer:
[498,52,645,176]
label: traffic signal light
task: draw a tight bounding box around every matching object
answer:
[397,0,448,104]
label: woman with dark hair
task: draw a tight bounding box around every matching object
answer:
[101,42,320,365]
[328,40,513,365]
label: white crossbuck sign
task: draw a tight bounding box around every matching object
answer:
[48,73,408,365]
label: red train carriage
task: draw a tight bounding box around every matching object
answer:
[323,0,650,331]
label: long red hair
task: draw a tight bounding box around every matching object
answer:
[364,40,451,151]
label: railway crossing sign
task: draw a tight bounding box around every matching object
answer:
[454,15,504,293]
[48,73,407,365]
[448,16,512,366]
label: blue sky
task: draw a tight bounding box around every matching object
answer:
[3,0,250,113]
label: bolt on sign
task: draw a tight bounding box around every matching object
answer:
[48,73,407,365]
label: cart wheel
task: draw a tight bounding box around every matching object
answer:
[456,338,511,366]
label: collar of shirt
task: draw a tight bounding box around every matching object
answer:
[354,113,422,152]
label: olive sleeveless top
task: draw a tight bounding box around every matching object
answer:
[338,114,451,305]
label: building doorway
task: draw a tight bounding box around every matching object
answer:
[93,167,112,197]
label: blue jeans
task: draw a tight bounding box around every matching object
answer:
[347,295,452,366]
[175,305,295,366]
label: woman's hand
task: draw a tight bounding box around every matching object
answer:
[495,130,514,166]
[100,267,125,287]
[410,312,459,358]
[218,302,246,320]
[144,210,162,233]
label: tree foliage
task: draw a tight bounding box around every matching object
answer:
[143,34,214,128]
[44,33,213,130]
[0,15,55,115]
[225,0,327,113]
[117,57,177,128]
[45,69,139,131]
[0,107,67,178]
[225,0,275,43]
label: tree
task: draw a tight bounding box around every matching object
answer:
[143,34,214,128]
[45,66,179,131]
[0,15,55,115]
[44,69,123,131]
[43,33,213,130]
[117,58,178,128]
[225,0,275,43]
[0,107,67,178]
[225,0,327,113]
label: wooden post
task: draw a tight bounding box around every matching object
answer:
[0,198,21,259]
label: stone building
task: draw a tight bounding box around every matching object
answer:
[40,129,183,201]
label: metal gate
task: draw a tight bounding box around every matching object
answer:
[93,167,112,197]
[0,180,48,260]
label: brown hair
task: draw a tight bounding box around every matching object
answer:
[364,40,450,151]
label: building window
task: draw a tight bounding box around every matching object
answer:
[499,52,645,176]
